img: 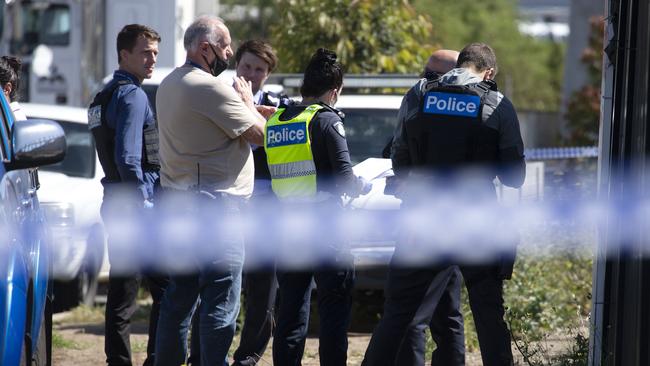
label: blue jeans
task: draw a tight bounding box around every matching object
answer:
[154,193,244,366]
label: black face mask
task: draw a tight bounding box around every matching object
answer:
[422,70,442,81]
[203,43,229,77]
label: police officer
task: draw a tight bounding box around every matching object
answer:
[395,49,465,366]
[268,48,370,366]
[88,24,168,366]
[363,43,525,366]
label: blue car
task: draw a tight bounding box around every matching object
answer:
[0,92,66,366]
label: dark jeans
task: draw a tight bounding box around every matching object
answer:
[232,269,277,365]
[154,193,245,366]
[273,263,355,366]
[187,268,277,366]
[396,266,465,366]
[363,260,513,366]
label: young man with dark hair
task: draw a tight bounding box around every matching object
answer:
[231,39,288,366]
[88,23,167,366]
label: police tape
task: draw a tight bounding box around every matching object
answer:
[524,146,598,161]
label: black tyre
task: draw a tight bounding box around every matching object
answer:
[52,264,99,312]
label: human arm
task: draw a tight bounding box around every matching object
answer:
[494,97,526,188]
[319,113,369,196]
[234,77,268,145]
[111,86,151,200]
[389,84,421,196]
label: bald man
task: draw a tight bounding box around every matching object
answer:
[384,49,466,366]
[422,49,459,79]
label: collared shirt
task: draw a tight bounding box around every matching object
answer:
[156,65,257,198]
[10,101,27,121]
[104,69,158,200]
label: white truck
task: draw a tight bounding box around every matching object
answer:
[0,0,218,107]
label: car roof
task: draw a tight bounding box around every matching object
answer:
[22,103,88,124]
[335,94,403,110]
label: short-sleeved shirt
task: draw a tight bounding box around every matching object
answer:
[156,65,257,198]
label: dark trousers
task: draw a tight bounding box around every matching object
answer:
[362,262,513,366]
[105,270,168,366]
[272,266,354,366]
[232,269,277,365]
[102,196,169,366]
[396,266,465,366]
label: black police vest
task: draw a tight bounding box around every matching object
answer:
[88,79,160,184]
[405,81,500,173]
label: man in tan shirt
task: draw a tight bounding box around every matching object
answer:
[153,15,266,366]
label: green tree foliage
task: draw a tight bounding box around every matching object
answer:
[219,0,277,43]
[268,0,434,73]
[565,17,604,146]
[413,0,565,112]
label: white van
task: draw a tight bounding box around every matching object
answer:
[22,103,106,311]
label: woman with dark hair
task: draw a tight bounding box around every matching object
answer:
[0,56,27,120]
[267,48,370,366]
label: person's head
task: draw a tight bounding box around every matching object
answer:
[116,24,160,82]
[300,48,343,106]
[422,49,459,79]
[0,56,22,102]
[235,40,278,94]
[184,15,233,76]
[456,43,498,81]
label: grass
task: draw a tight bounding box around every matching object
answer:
[54,304,105,325]
[52,332,86,350]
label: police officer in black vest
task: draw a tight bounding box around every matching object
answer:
[363,43,525,366]
[88,24,168,366]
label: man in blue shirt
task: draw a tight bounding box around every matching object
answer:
[89,24,168,366]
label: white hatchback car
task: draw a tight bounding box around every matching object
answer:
[22,103,106,311]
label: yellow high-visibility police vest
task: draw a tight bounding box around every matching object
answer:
[264,104,323,199]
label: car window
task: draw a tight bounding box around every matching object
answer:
[40,120,95,178]
[341,108,398,164]
[10,3,71,54]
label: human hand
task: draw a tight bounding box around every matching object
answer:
[233,76,254,108]
[256,105,277,119]
[360,177,373,195]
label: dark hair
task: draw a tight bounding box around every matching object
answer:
[300,48,343,98]
[235,39,278,72]
[0,56,22,102]
[116,24,161,63]
[456,43,498,76]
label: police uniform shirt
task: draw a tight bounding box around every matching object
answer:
[391,68,525,189]
[279,104,359,196]
[103,70,159,201]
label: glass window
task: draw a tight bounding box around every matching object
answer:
[341,108,398,164]
[40,121,95,178]
[11,3,71,55]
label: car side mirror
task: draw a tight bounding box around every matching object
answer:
[6,119,67,171]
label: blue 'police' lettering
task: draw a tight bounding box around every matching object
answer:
[267,122,307,148]
[423,92,480,118]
